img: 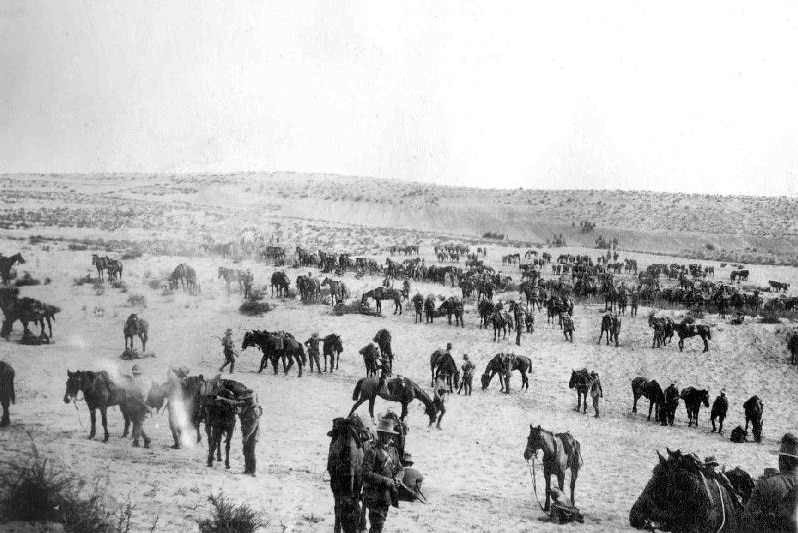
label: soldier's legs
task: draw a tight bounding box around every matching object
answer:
[368,505,389,533]
[243,438,256,474]
[593,397,600,418]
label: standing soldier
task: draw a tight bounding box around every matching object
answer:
[304,332,322,373]
[219,328,237,374]
[744,432,798,531]
[458,354,475,396]
[432,373,447,429]
[242,269,254,299]
[238,390,263,477]
[129,364,147,395]
[362,417,404,533]
[589,371,603,418]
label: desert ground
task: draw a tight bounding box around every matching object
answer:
[1,174,797,532]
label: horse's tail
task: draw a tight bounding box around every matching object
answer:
[352,378,365,401]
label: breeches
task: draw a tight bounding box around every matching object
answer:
[368,505,389,533]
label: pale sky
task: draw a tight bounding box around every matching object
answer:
[2,1,798,196]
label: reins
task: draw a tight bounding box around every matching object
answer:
[526,455,547,512]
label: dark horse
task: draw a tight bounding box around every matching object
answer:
[648,314,674,348]
[429,350,460,392]
[569,369,594,413]
[743,395,763,443]
[123,313,149,352]
[480,353,531,393]
[0,287,60,340]
[241,330,306,376]
[679,387,709,427]
[361,287,404,315]
[0,361,14,427]
[438,297,464,327]
[0,252,25,284]
[373,329,393,368]
[359,343,381,377]
[598,313,621,346]
[631,377,664,422]
[323,334,344,372]
[662,384,680,426]
[349,376,437,423]
[630,449,748,532]
[523,425,583,511]
[270,271,290,297]
[63,370,151,447]
[327,414,370,533]
[674,320,711,353]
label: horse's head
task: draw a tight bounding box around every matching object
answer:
[523,424,544,461]
[241,330,255,350]
[64,370,83,403]
[629,449,712,531]
[331,334,343,353]
[568,370,579,389]
[701,390,710,407]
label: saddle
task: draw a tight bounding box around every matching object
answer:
[384,376,406,397]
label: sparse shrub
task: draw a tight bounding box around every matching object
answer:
[759,310,781,324]
[147,279,162,290]
[706,243,715,251]
[68,243,88,251]
[121,249,143,260]
[13,272,41,287]
[239,301,273,316]
[161,287,175,297]
[127,293,147,307]
[73,274,93,286]
[197,492,266,533]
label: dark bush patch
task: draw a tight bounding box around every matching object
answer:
[197,492,266,533]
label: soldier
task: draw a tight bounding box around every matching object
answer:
[362,417,404,533]
[589,371,603,418]
[304,332,322,374]
[458,354,475,396]
[432,373,447,429]
[744,432,798,532]
[129,364,147,395]
[242,269,253,299]
[219,328,237,374]
[238,389,262,477]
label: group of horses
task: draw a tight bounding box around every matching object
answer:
[648,313,712,352]
[91,254,123,282]
[169,263,199,293]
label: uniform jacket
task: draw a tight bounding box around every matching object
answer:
[745,470,798,532]
[362,442,402,507]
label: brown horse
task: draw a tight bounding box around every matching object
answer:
[0,361,15,427]
[569,369,593,413]
[327,414,370,533]
[270,270,290,297]
[349,376,437,423]
[630,449,747,532]
[361,287,404,315]
[674,320,712,353]
[323,334,344,372]
[743,395,763,443]
[202,378,249,469]
[123,314,148,352]
[0,252,26,284]
[631,377,665,422]
[63,370,151,447]
[429,350,460,392]
[523,425,583,511]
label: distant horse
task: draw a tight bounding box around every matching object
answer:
[429,350,460,392]
[481,353,531,393]
[359,343,380,377]
[63,370,152,446]
[327,414,369,533]
[648,314,674,348]
[322,277,350,306]
[679,387,709,427]
[743,395,763,443]
[349,376,437,423]
[0,361,15,427]
[105,258,123,282]
[523,424,583,511]
[361,287,403,315]
[0,252,26,284]
[169,263,188,291]
[323,334,344,372]
[270,271,290,297]
[438,297,464,327]
[569,369,593,413]
[91,254,106,282]
[241,330,305,376]
[630,449,748,532]
[219,267,244,295]
[0,287,60,340]
[631,377,664,422]
[373,329,393,368]
[184,264,199,293]
[124,313,149,352]
[411,293,424,323]
[598,314,621,346]
[710,393,728,434]
[490,311,509,342]
[674,320,711,353]
[662,384,680,426]
[423,295,436,323]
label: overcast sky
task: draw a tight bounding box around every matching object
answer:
[2,1,797,196]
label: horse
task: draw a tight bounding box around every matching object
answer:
[373,329,393,368]
[490,311,509,342]
[0,361,14,427]
[145,372,205,448]
[123,313,149,352]
[361,287,403,315]
[679,387,709,427]
[631,377,664,422]
[241,330,306,376]
[359,343,381,377]
[569,369,593,413]
[185,264,199,293]
[270,271,290,297]
[429,350,460,392]
[63,370,153,446]
[0,287,60,340]
[674,320,712,353]
[91,254,107,281]
[438,297,464,327]
[743,395,763,443]
[204,389,238,469]
[598,314,621,346]
[523,425,583,511]
[648,314,674,348]
[322,277,350,306]
[219,267,245,295]
[105,258,123,282]
[710,393,728,434]
[323,334,344,372]
[327,414,370,533]
[481,353,531,393]
[629,449,748,532]
[349,376,437,423]
[561,314,575,342]
[411,293,424,323]
[662,384,680,426]
[169,263,188,291]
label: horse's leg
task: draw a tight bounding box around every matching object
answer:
[206,428,215,467]
[224,430,232,469]
[582,392,588,413]
[703,334,708,353]
[348,397,367,418]
[122,408,131,437]
[88,407,97,439]
[543,468,552,511]
[100,407,110,442]
[368,398,376,421]
[570,467,578,505]
[647,400,653,421]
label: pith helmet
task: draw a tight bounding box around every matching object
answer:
[225,328,233,335]
[376,417,398,434]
